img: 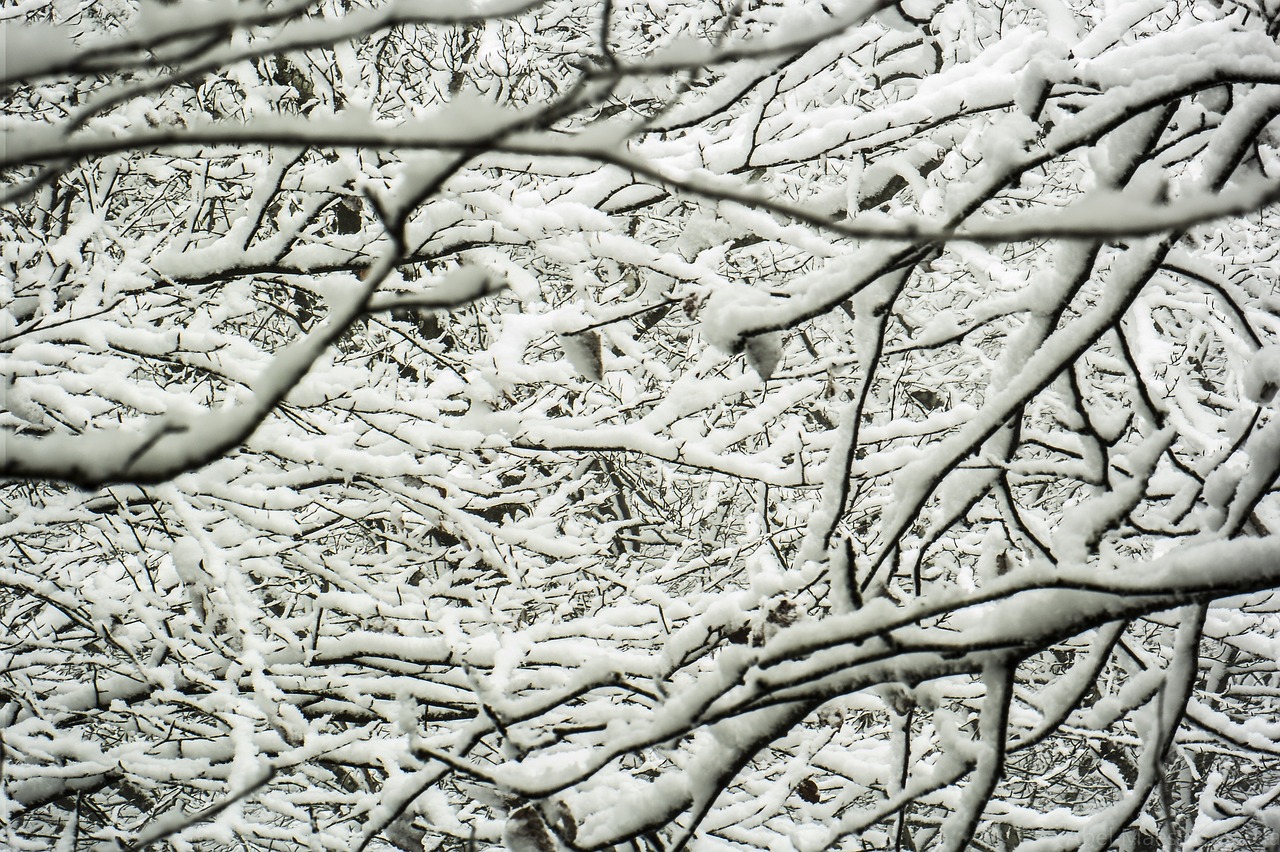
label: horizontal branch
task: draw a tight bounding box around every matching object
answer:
[0,266,497,487]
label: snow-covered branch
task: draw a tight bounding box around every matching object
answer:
[7,0,1280,849]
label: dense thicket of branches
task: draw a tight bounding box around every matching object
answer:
[5,0,1280,849]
